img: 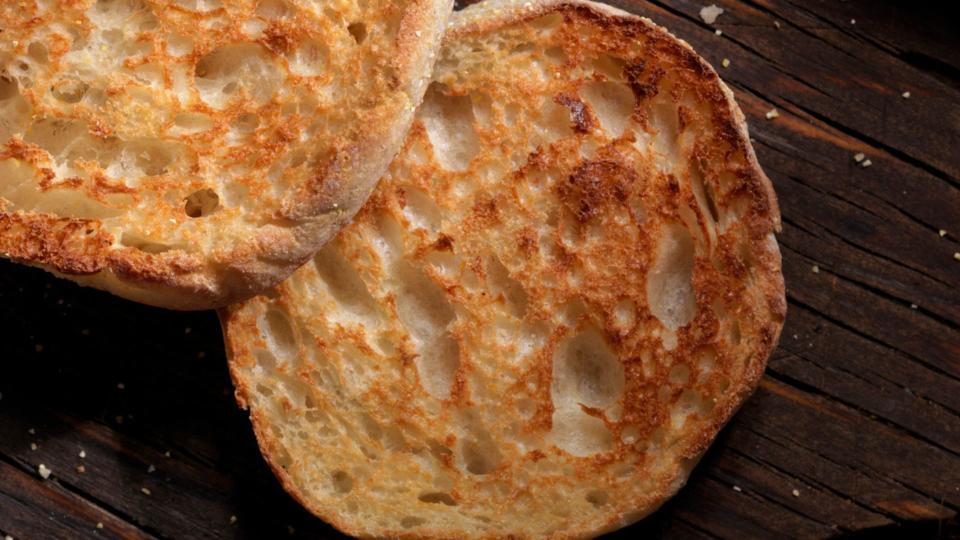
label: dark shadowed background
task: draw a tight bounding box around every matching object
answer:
[1,1,959,538]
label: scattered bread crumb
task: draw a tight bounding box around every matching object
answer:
[117,383,125,390]
[792,489,801,497]
[77,465,86,474]
[854,152,865,162]
[288,525,296,535]
[765,108,780,120]
[700,4,724,24]
[812,264,820,274]
[861,159,872,168]
[722,58,730,68]
[141,487,152,496]
[939,229,947,237]
[148,464,156,474]
[774,20,781,29]
[910,304,918,310]
[79,450,86,459]
[5,535,13,540]
[28,428,35,435]
[164,451,172,458]
[953,252,960,262]
[902,91,911,98]
[230,515,238,525]
[96,523,104,530]
[38,464,52,479]
[30,443,37,451]
[715,29,722,36]
[733,485,742,492]
[850,19,856,25]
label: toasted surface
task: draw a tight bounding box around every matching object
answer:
[223,0,786,537]
[0,0,451,309]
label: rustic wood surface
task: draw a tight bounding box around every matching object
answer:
[1,1,958,538]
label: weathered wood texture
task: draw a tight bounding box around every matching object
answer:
[1,1,958,538]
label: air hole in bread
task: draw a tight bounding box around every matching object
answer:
[124,139,177,176]
[27,42,49,64]
[260,308,296,361]
[195,43,281,108]
[418,492,457,506]
[51,77,89,103]
[544,46,566,65]
[133,63,164,86]
[671,389,708,429]
[486,257,528,318]
[552,328,624,408]
[348,22,368,44]
[166,34,194,56]
[539,99,573,140]
[728,320,741,345]
[470,91,494,126]
[550,409,614,456]
[531,12,564,31]
[120,233,175,254]
[394,263,459,399]
[370,213,405,264]
[695,167,720,224]
[0,74,20,101]
[590,54,627,82]
[698,347,716,382]
[0,76,31,142]
[421,83,480,171]
[400,516,426,528]
[24,117,87,157]
[255,0,289,18]
[173,112,214,134]
[585,489,609,507]
[229,112,259,138]
[581,81,635,138]
[313,244,380,323]
[669,363,690,385]
[254,349,277,372]
[400,187,442,232]
[460,436,502,475]
[330,470,353,494]
[650,101,680,171]
[647,223,695,330]
[172,0,222,12]
[288,40,328,77]
[509,42,535,56]
[184,188,219,218]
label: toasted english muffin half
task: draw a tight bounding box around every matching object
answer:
[223,0,786,537]
[0,0,452,309]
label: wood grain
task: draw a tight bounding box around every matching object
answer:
[1,1,958,538]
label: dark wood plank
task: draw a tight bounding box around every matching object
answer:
[2,2,959,539]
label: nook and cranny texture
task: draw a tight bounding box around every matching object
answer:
[224,0,786,538]
[0,0,451,309]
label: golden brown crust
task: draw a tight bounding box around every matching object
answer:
[0,0,452,310]
[224,0,786,537]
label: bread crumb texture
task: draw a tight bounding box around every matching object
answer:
[0,0,448,308]
[224,1,785,538]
